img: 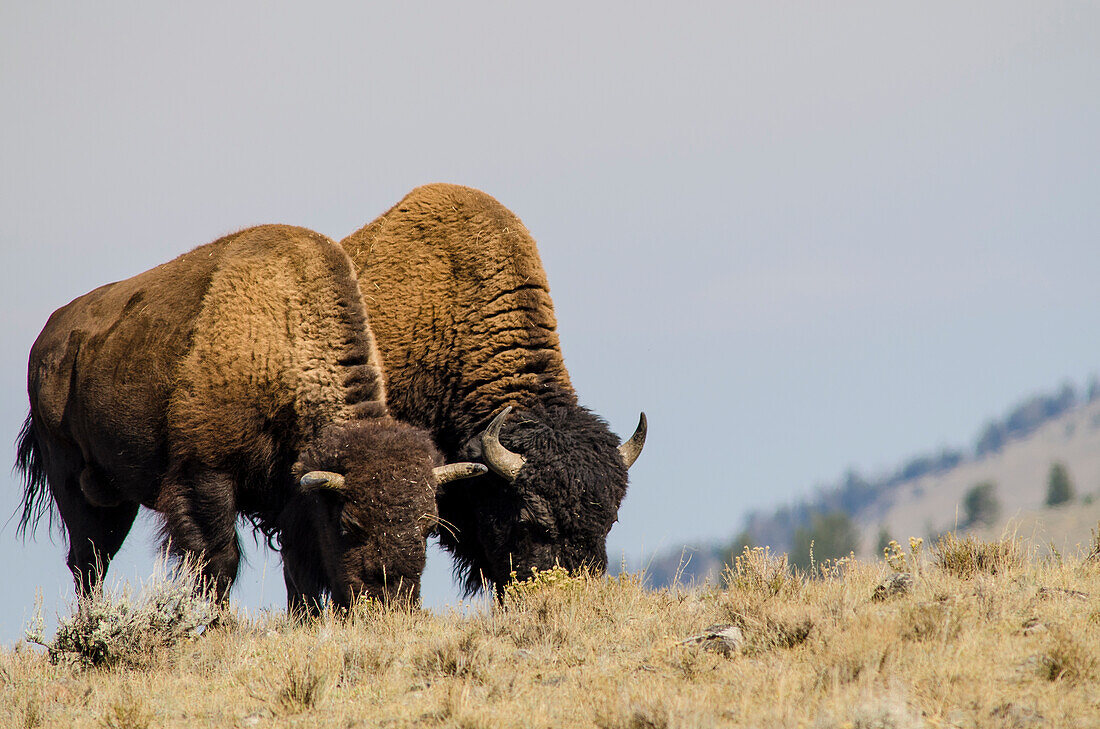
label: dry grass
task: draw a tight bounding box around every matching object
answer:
[3,535,1100,728]
[932,532,1024,579]
[98,691,154,729]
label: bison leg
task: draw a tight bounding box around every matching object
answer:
[47,459,139,596]
[157,468,241,604]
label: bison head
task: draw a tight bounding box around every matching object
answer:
[281,419,485,613]
[442,405,645,597]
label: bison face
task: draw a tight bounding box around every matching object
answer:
[285,420,484,612]
[442,405,645,596]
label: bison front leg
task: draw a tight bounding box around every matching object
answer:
[156,467,241,604]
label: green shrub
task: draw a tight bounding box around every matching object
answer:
[963,481,1001,527]
[1046,462,1075,507]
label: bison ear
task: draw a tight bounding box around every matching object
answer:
[300,470,346,491]
[419,512,441,539]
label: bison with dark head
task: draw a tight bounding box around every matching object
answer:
[16,224,484,613]
[341,185,645,595]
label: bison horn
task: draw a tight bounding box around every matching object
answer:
[618,412,647,469]
[480,406,526,482]
[300,470,346,491]
[433,462,489,484]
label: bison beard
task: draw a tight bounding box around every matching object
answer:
[341,184,646,595]
[16,224,483,613]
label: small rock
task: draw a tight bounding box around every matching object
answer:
[241,712,266,727]
[872,572,913,602]
[676,624,744,656]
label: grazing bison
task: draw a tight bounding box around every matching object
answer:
[340,184,646,595]
[16,224,485,613]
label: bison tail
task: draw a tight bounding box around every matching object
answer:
[14,412,53,540]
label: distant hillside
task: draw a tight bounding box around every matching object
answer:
[646,378,1100,586]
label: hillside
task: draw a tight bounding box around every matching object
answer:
[3,544,1099,728]
[647,381,1100,586]
[868,397,1100,552]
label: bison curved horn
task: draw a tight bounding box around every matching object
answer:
[618,412,647,469]
[433,462,489,484]
[300,471,346,491]
[480,406,526,482]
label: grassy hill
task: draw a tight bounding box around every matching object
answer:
[647,381,1100,586]
[3,540,1099,728]
[869,397,1100,554]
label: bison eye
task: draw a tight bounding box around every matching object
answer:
[518,507,559,540]
[340,511,366,538]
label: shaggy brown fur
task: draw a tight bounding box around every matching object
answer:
[341,185,574,447]
[18,225,442,612]
[342,184,641,594]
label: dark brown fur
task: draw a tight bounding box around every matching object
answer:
[342,185,636,594]
[17,225,441,612]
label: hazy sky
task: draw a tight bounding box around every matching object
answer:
[3,2,1099,643]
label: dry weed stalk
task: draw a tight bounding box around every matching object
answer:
[883,537,924,573]
[1088,521,1100,564]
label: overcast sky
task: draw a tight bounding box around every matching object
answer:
[3,2,1099,644]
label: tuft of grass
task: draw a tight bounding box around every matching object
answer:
[19,696,43,729]
[900,601,963,643]
[723,545,800,596]
[720,593,815,655]
[415,630,489,683]
[31,555,220,669]
[595,703,670,729]
[1039,626,1097,683]
[814,693,924,729]
[933,532,1023,579]
[276,654,333,714]
[99,692,153,729]
[1088,521,1100,564]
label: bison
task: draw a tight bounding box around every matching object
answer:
[340,184,646,595]
[16,224,485,614]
